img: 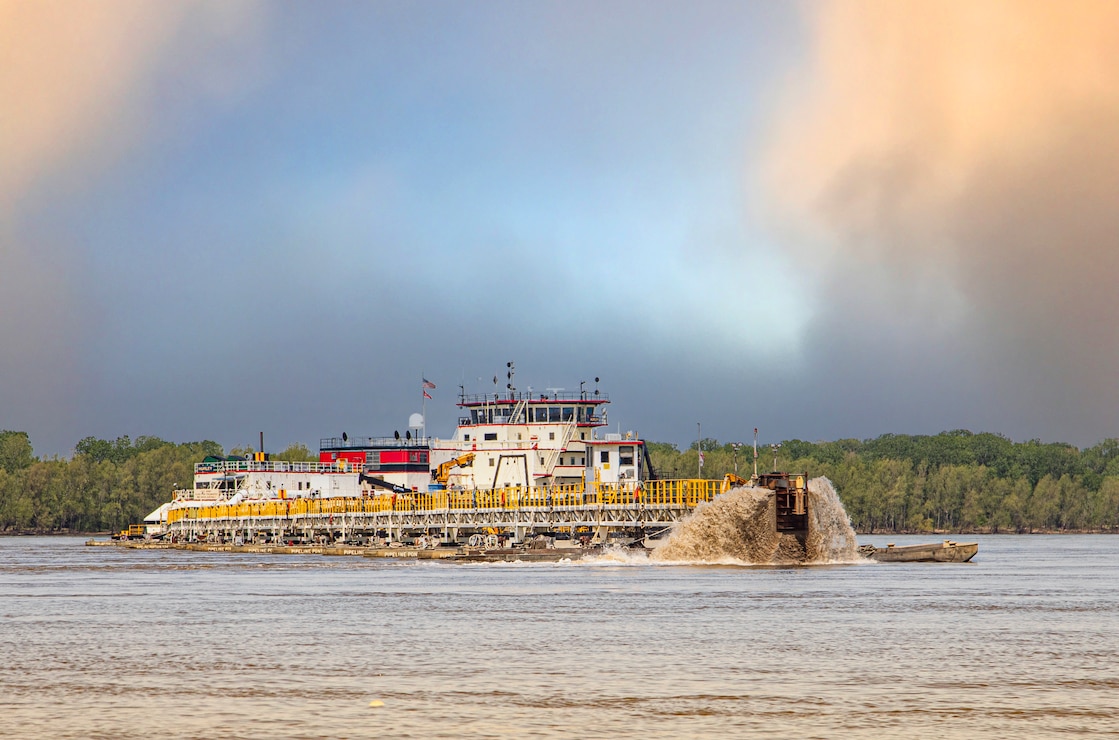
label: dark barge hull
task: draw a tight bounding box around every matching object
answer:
[455,546,599,562]
[860,540,978,563]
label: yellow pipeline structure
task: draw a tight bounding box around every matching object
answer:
[165,479,721,524]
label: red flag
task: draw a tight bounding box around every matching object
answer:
[423,390,432,400]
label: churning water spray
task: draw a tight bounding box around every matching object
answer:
[650,477,858,565]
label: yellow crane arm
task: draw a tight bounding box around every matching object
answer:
[434,452,475,484]
[721,472,751,493]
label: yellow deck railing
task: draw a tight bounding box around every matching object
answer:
[164,479,722,523]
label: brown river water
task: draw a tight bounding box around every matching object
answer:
[2,500,1119,738]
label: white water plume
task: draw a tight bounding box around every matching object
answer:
[650,477,858,565]
[803,477,859,563]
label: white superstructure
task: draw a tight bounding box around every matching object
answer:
[429,388,649,490]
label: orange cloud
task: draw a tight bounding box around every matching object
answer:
[760,0,1119,437]
[0,0,264,211]
[764,0,1119,263]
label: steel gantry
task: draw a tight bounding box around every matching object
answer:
[164,479,722,545]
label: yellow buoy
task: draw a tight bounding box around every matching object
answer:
[368,700,385,708]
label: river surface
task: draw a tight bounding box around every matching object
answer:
[2,535,1118,739]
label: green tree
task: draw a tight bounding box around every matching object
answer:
[646,442,682,479]
[1027,475,1062,530]
[1092,477,1119,529]
[0,431,35,472]
[274,443,316,462]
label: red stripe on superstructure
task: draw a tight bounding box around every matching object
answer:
[318,451,367,464]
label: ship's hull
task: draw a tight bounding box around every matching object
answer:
[861,540,978,563]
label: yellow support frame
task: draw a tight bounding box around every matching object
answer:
[164,479,722,522]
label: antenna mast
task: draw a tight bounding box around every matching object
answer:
[753,427,759,479]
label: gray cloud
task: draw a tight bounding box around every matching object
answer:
[0,0,268,453]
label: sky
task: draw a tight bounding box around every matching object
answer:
[2,0,1117,457]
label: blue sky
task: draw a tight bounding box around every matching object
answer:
[3,0,1118,455]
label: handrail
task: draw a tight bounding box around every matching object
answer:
[459,391,608,405]
[194,460,351,475]
[320,436,431,449]
[542,422,578,477]
[164,479,723,522]
[506,398,527,425]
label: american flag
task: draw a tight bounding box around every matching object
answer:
[422,378,436,390]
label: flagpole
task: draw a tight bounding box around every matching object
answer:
[421,375,436,443]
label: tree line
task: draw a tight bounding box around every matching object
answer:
[647,430,1119,533]
[2,428,1118,534]
[0,431,313,534]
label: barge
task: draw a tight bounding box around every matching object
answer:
[859,540,979,563]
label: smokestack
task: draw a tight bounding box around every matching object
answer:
[259,432,263,454]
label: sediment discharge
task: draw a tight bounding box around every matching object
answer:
[651,477,858,564]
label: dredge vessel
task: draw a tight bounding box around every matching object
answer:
[120,376,977,562]
[131,378,808,551]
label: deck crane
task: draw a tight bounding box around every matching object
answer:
[433,453,475,485]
